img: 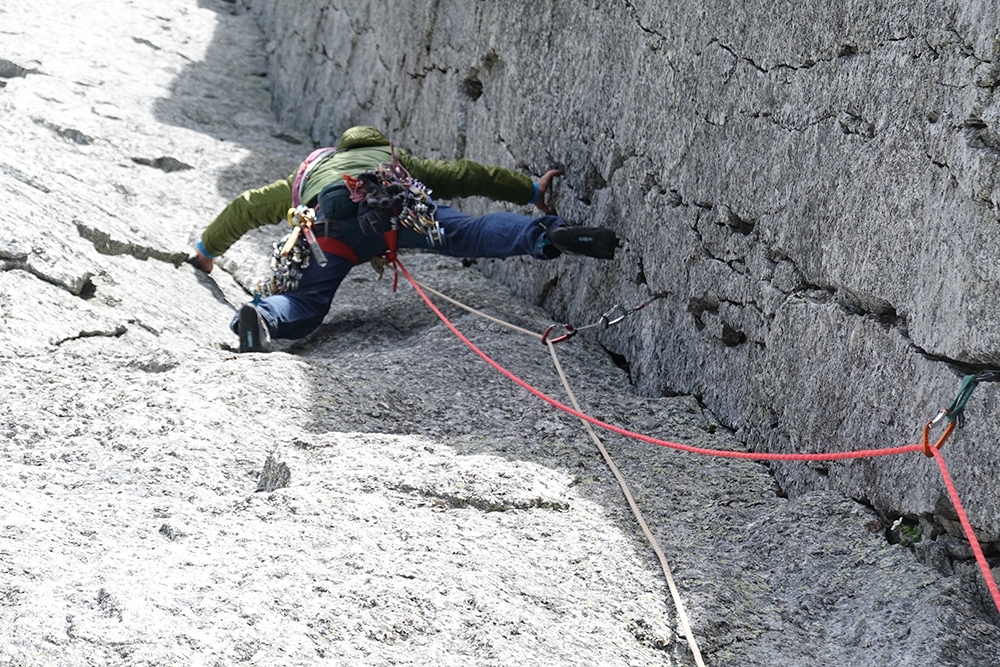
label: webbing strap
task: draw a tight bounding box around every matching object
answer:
[315,237,359,266]
[311,224,397,273]
[946,374,980,423]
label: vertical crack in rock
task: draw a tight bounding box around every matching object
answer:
[633,255,648,286]
[420,0,443,56]
[457,70,484,159]
[579,165,607,206]
[538,275,560,303]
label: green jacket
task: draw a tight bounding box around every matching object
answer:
[199,126,537,258]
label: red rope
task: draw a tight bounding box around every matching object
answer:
[395,258,1000,616]
[395,258,922,462]
[929,447,1000,615]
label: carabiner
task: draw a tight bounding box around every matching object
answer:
[542,323,576,345]
[922,409,956,457]
[599,304,628,328]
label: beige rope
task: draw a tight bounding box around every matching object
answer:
[414,279,542,340]
[412,275,705,663]
[546,341,706,666]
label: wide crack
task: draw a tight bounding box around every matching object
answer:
[394,483,570,512]
[52,324,127,346]
[75,220,190,267]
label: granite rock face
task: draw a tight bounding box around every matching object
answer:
[2,0,1000,665]
[241,0,1000,544]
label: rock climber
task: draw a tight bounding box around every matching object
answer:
[191,126,619,352]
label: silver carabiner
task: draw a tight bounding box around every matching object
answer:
[599,304,628,328]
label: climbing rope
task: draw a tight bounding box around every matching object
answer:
[546,339,705,665]
[409,279,543,341]
[390,257,1000,644]
[929,446,1000,612]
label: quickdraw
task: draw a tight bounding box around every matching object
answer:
[255,206,328,297]
[921,370,1000,456]
[541,294,666,346]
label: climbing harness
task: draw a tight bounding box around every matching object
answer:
[922,370,1000,457]
[344,149,442,245]
[256,141,442,299]
[541,294,666,345]
[255,206,329,297]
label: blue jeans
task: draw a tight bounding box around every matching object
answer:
[232,205,564,340]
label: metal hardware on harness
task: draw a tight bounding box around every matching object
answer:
[396,179,442,245]
[542,323,576,345]
[370,255,391,280]
[254,206,326,297]
[288,205,328,268]
[347,159,443,246]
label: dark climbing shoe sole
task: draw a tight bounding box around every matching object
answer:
[548,226,620,260]
[238,304,271,353]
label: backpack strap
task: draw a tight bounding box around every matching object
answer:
[291,147,337,207]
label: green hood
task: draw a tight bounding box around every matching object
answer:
[337,126,390,151]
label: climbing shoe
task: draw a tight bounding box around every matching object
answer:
[237,304,271,353]
[547,226,620,260]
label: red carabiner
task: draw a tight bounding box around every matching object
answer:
[922,409,956,457]
[541,323,576,345]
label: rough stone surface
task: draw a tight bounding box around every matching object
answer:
[2,1,1000,665]
[242,0,1000,547]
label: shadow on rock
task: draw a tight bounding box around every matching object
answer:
[151,0,307,199]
